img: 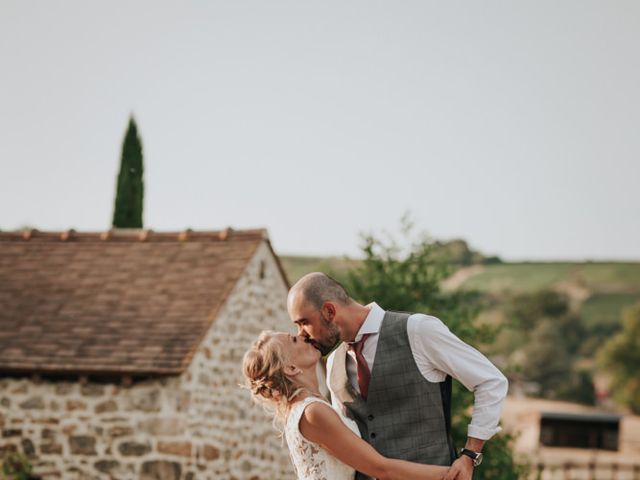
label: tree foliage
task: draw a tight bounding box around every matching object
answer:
[112,116,144,228]
[598,304,640,414]
[0,452,35,480]
[503,290,595,404]
[340,218,527,480]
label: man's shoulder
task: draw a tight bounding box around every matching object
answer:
[406,312,450,333]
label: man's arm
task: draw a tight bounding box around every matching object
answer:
[408,314,509,479]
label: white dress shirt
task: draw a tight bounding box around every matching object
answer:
[327,303,509,441]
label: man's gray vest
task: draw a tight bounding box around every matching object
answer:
[329,311,456,478]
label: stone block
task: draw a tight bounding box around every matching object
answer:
[95,400,118,413]
[140,460,181,480]
[62,424,77,435]
[2,429,22,437]
[177,391,191,412]
[157,441,191,457]
[69,435,97,455]
[138,417,183,436]
[126,389,161,412]
[55,383,73,395]
[0,444,17,455]
[81,384,105,397]
[118,441,151,456]
[0,397,11,408]
[40,443,63,454]
[202,444,220,461]
[32,417,58,424]
[107,426,134,437]
[94,460,119,473]
[69,435,96,455]
[10,384,28,394]
[41,428,56,439]
[66,399,87,411]
[19,396,44,409]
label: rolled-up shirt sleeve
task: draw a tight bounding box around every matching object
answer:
[408,314,509,440]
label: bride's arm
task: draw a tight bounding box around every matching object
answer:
[299,402,449,480]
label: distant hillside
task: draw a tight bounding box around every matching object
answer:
[280,239,499,284]
[280,255,640,337]
[454,262,640,294]
[282,256,640,294]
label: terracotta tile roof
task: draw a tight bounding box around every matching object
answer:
[0,228,284,376]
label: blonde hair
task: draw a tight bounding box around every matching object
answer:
[242,331,303,425]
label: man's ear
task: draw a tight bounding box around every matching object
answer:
[321,302,337,321]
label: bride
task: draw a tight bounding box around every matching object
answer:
[242,330,449,480]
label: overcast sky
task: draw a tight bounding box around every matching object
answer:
[1,1,638,260]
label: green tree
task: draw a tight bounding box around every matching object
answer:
[503,290,595,404]
[598,305,640,413]
[112,116,144,228]
[0,452,35,480]
[519,320,574,397]
[341,218,527,480]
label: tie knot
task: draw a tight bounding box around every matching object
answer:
[348,333,370,354]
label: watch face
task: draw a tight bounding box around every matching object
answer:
[474,453,483,466]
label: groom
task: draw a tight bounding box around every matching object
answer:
[288,272,508,480]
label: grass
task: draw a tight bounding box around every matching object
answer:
[458,262,640,294]
[459,263,575,292]
[580,292,640,330]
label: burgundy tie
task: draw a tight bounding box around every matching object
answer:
[348,334,371,400]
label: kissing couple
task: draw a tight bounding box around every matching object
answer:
[243,273,508,480]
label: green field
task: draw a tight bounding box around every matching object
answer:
[458,262,640,293]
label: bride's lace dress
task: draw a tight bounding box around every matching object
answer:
[285,396,360,480]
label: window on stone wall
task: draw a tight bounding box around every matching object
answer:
[259,260,266,280]
[539,412,620,451]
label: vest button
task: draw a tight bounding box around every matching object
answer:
[370,432,376,439]
[368,415,374,421]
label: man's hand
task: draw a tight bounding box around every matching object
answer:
[443,454,474,480]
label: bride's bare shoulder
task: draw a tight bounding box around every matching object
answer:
[301,400,337,424]
[299,399,353,444]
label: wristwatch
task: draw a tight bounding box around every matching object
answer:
[459,448,483,467]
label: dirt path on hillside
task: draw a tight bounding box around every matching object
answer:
[442,265,485,291]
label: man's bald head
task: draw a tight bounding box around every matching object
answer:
[288,272,368,347]
[288,272,352,310]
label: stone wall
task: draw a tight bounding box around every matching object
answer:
[0,241,296,480]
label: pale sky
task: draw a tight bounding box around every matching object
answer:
[1,1,639,260]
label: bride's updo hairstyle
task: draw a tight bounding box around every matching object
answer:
[242,331,302,423]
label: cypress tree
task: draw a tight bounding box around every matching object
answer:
[112,116,144,228]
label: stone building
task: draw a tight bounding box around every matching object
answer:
[0,229,297,480]
[501,396,640,479]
